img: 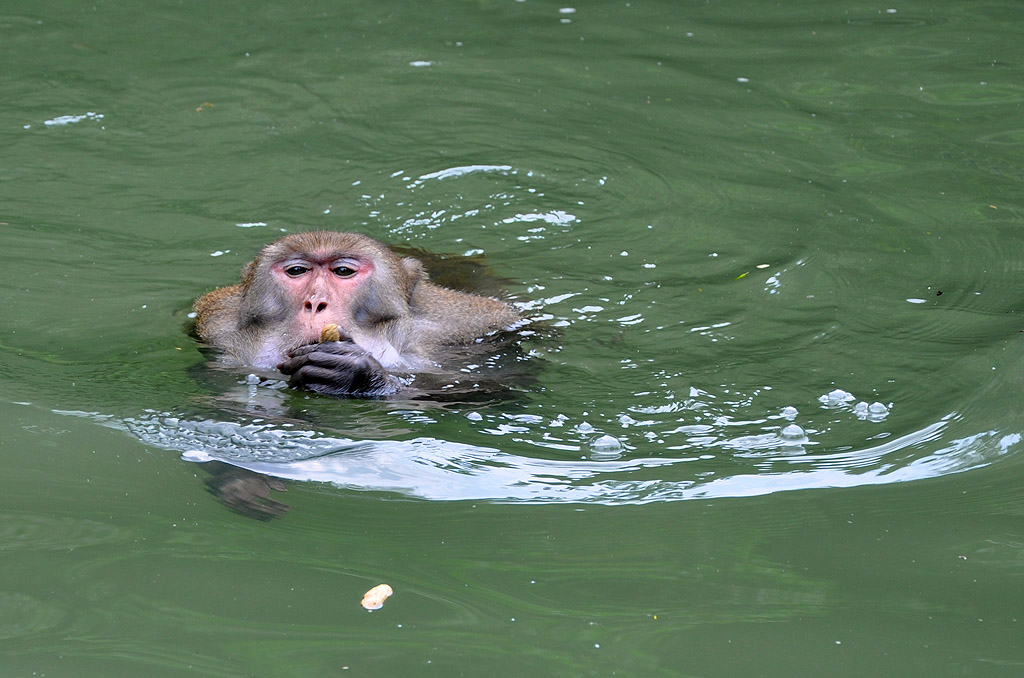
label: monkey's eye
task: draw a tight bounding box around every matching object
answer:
[332,265,357,278]
[284,265,309,277]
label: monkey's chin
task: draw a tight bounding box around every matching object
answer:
[249,335,331,369]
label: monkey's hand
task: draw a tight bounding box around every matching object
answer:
[277,341,403,397]
[206,467,290,520]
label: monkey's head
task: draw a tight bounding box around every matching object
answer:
[236,231,426,364]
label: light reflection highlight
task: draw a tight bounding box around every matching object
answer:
[55,410,1019,505]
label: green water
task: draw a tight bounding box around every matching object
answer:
[3,0,1024,675]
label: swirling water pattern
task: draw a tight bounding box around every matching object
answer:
[4,1,1024,675]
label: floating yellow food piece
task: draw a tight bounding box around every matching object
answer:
[361,583,393,610]
[320,324,342,342]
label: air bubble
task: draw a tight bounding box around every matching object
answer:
[590,435,623,459]
[853,401,890,422]
[591,435,622,452]
[819,389,855,408]
[779,424,806,442]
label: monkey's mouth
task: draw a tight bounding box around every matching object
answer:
[318,323,345,342]
[293,325,350,350]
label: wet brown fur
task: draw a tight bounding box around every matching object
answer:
[194,231,521,369]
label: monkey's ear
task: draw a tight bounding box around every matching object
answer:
[401,257,428,296]
[240,260,258,286]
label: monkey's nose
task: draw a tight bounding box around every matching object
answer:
[304,300,328,313]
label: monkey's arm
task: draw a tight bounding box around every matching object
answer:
[203,462,290,520]
[277,341,405,397]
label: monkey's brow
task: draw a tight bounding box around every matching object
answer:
[281,251,360,263]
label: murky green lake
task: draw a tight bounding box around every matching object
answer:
[3,0,1024,675]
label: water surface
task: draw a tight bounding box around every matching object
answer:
[2,0,1024,675]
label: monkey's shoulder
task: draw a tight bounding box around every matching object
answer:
[193,283,244,343]
[409,282,520,344]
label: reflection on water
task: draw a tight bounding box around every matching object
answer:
[58,408,1019,504]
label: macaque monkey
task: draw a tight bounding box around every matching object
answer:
[193,231,522,396]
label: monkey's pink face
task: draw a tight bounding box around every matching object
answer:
[271,253,373,346]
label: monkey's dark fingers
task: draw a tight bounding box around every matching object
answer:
[286,361,402,396]
[279,343,371,373]
[286,342,339,358]
[277,353,307,375]
[288,364,358,388]
[277,351,351,376]
[295,348,369,369]
[278,343,401,395]
[290,364,401,396]
[282,340,361,360]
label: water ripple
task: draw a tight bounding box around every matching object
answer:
[0,592,65,639]
[56,410,1017,505]
[0,513,129,551]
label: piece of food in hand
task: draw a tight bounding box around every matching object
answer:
[320,324,342,342]
[361,583,393,610]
